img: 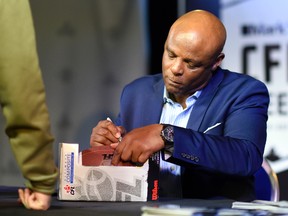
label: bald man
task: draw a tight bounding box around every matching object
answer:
[90,10,269,201]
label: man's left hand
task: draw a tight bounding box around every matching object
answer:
[112,124,164,165]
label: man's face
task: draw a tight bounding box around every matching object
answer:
[162,30,218,100]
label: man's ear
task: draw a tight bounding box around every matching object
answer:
[212,53,225,71]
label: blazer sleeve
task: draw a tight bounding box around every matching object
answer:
[0,0,58,194]
[170,77,269,176]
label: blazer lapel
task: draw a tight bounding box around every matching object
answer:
[187,68,224,131]
[143,77,164,125]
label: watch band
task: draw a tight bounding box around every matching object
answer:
[160,124,174,154]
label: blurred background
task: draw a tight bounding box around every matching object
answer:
[0,0,180,189]
[1,0,288,199]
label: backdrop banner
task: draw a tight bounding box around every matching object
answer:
[220,0,288,177]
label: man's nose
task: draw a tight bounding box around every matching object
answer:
[170,59,184,75]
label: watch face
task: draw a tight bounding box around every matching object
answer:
[163,126,174,142]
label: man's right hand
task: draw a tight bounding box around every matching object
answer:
[90,119,125,148]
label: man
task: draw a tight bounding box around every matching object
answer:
[90,10,269,201]
[0,0,58,210]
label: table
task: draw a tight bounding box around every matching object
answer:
[0,186,234,216]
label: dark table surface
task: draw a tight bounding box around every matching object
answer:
[0,186,236,216]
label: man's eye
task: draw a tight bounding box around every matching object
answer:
[187,64,195,69]
[167,52,175,58]
[187,64,199,70]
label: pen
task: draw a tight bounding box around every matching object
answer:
[106,117,122,142]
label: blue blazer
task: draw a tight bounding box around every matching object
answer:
[116,68,269,201]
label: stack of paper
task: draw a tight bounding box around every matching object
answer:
[141,205,250,216]
[232,200,288,214]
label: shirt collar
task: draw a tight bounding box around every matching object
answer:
[163,87,202,105]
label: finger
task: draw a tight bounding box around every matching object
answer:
[18,189,26,206]
[117,160,134,166]
[137,152,151,164]
[90,132,115,146]
[111,141,126,165]
[27,193,39,210]
[90,120,126,146]
[114,127,122,140]
[92,126,117,143]
[25,188,32,207]
[110,142,119,149]
[117,126,126,137]
[18,189,23,202]
[90,125,119,146]
[120,139,147,163]
[23,188,32,209]
[121,144,137,163]
[106,121,123,141]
